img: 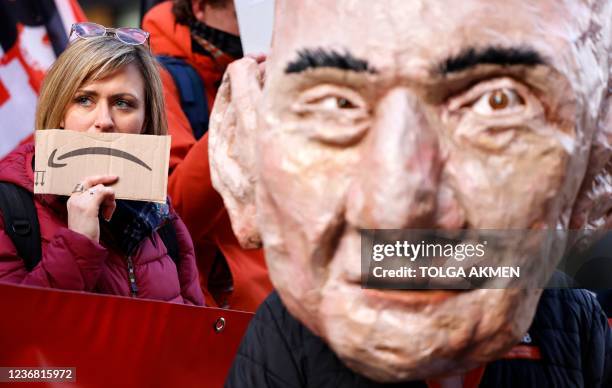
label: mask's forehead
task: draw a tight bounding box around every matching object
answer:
[267,0,604,97]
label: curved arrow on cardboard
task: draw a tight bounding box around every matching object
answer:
[48,147,152,171]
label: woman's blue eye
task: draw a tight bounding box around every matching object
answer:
[115,99,131,108]
[75,96,92,106]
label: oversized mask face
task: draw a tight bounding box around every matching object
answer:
[210,0,612,381]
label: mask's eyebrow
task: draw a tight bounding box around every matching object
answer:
[285,48,377,74]
[438,46,546,75]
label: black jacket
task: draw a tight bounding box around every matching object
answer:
[226,289,611,388]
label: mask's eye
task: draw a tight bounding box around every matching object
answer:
[296,84,365,113]
[472,88,524,115]
[293,84,370,145]
[445,78,546,152]
[337,97,356,109]
[316,96,358,110]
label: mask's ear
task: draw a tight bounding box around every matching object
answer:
[569,77,612,234]
[209,57,264,249]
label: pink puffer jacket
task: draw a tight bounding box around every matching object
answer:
[0,144,204,305]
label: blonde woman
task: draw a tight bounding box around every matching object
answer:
[0,23,203,305]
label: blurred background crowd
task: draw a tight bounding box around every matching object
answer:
[80,0,140,27]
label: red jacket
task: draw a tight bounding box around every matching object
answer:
[142,3,272,311]
[0,144,204,305]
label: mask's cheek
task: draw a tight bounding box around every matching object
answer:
[439,113,572,229]
[257,127,362,301]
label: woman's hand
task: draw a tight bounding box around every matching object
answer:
[67,175,118,243]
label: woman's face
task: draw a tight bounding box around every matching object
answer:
[62,63,146,134]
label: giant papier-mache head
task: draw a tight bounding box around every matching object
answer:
[209,0,612,382]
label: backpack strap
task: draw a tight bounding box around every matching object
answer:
[0,182,42,271]
[157,55,209,140]
[157,222,181,269]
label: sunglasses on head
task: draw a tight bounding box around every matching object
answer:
[70,22,150,46]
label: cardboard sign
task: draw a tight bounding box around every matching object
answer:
[234,0,275,54]
[34,129,170,203]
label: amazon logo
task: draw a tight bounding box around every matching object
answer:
[47,147,152,171]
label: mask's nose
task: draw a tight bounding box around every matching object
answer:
[346,87,441,229]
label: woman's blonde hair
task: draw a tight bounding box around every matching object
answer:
[35,35,168,136]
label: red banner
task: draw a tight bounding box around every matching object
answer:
[0,283,253,387]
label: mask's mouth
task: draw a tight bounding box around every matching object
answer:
[343,280,472,311]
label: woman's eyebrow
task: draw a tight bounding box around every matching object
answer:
[109,93,138,99]
[76,91,139,99]
[75,89,97,96]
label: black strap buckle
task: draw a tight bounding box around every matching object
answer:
[11,219,31,236]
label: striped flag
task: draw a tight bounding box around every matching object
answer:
[0,0,85,159]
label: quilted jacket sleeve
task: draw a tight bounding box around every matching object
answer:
[171,212,205,306]
[0,212,108,291]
